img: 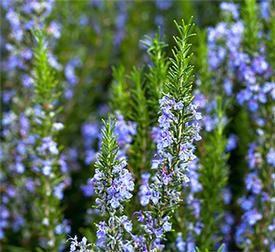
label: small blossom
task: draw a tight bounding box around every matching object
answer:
[266,148,275,167]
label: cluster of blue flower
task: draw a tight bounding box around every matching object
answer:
[1,1,68,246]
[203,2,274,250]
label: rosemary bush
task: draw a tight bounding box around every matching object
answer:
[1,1,274,252]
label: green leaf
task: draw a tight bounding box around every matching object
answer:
[217,244,225,252]
[164,18,195,104]
[32,29,60,107]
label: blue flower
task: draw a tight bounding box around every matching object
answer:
[68,236,93,252]
[81,179,94,197]
[226,134,238,151]
[121,215,133,233]
[263,82,275,100]
[224,78,233,96]
[243,67,256,85]
[220,2,239,19]
[176,233,186,252]
[243,209,262,225]
[42,160,52,176]
[245,172,262,194]
[266,148,275,167]
[38,137,59,155]
[155,0,172,10]
[47,21,61,39]
[252,56,268,74]
[96,222,107,247]
[260,1,270,20]
[114,111,137,157]
[162,216,172,232]
[15,162,25,174]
